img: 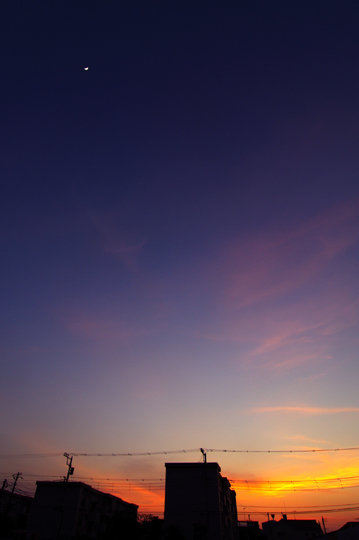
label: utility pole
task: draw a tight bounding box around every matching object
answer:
[5,472,22,516]
[0,479,7,501]
[64,453,74,482]
[200,448,207,463]
[321,517,327,534]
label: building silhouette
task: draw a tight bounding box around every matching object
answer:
[238,521,266,540]
[164,462,237,540]
[320,521,359,540]
[262,516,322,540]
[27,481,138,540]
[0,489,32,535]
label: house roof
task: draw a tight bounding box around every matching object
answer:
[35,481,138,508]
[339,522,359,531]
[280,519,322,531]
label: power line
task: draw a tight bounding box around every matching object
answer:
[0,450,198,459]
[0,453,64,459]
[0,473,64,478]
[231,475,359,491]
[70,449,200,457]
[9,473,359,487]
[241,503,359,509]
[71,447,359,456]
[2,472,359,492]
[206,447,359,454]
[231,475,359,484]
[238,506,359,516]
[1,446,359,459]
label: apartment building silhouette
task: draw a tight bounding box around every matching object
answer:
[27,481,138,540]
[164,462,238,540]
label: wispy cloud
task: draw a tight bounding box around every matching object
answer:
[217,201,359,309]
[186,202,359,373]
[252,406,359,415]
[294,372,327,384]
[60,308,154,342]
[66,314,138,340]
[89,211,145,270]
[284,435,332,445]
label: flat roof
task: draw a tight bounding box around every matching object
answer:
[165,462,221,471]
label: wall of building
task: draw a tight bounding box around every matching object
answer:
[27,481,137,540]
[262,518,322,540]
[164,462,237,540]
[0,490,33,533]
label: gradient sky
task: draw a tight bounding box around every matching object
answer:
[1,1,359,532]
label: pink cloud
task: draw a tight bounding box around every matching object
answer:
[251,300,357,357]
[216,201,359,309]
[67,315,136,340]
[284,435,333,445]
[186,202,359,372]
[294,372,327,383]
[252,406,359,415]
[247,291,359,369]
[193,286,358,372]
[61,309,151,341]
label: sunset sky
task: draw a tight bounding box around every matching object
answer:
[1,1,359,532]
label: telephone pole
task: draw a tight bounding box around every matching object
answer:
[5,472,22,516]
[0,479,8,501]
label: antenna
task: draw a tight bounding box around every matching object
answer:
[200,448,207,463]
[64,453,74,482]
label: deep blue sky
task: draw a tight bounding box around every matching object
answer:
[2,1,359,238]
[1,1,359,529]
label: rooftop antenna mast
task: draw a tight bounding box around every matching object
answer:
[200,448,207,463]
[64,453,74,482]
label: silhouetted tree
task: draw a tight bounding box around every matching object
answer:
[103,510,140,540]
[139,515,163,540]
[163,525,185,540]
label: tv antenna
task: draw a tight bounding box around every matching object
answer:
[64,453,74,482]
